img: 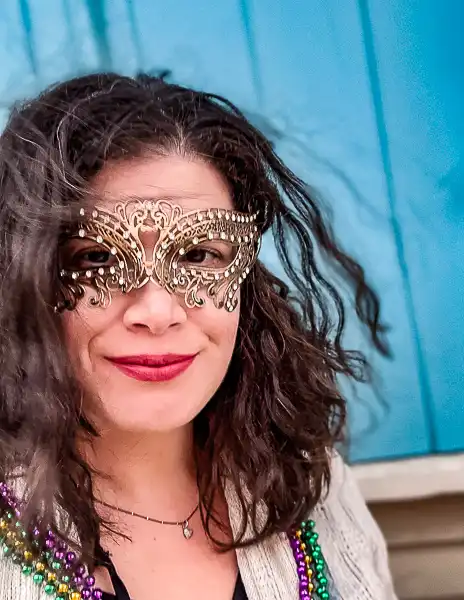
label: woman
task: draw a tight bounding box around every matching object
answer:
[0,73,396,599]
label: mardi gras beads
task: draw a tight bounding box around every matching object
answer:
[290,519,330,599]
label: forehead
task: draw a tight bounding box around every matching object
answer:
[89,154,233,213]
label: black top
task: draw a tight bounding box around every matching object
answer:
[96,546,248,600]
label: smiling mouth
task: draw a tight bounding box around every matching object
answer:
[106,354,197,382]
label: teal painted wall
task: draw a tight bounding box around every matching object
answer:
[0,0,462,462]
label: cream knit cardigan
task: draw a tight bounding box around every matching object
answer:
[0,454,397,599]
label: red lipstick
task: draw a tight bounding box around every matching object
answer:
[107,354,197,382]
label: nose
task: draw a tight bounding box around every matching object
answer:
[122,280,187,335]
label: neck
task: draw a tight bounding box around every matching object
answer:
[85,424,199,519]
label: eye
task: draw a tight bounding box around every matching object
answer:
[182,248,224,267]
[71,247,117,270]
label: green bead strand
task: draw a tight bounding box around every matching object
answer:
[296,519,331,600]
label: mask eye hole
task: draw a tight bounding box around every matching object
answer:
[178,241,237,269]
[60,239,118,272]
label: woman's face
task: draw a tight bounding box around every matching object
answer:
[62,154,240,433]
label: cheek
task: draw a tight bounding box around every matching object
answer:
[199,297,240,357]
[185,301,239,409]
[61,310,87,356]
[60,302,117,370]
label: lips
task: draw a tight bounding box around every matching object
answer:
[107,354,197,382]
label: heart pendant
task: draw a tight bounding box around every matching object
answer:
[182,520,193,540]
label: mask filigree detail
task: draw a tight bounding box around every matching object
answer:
[58,199,261,312]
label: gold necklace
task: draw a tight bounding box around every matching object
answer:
[96,499,199,539]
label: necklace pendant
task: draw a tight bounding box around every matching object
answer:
[182,520,193,540]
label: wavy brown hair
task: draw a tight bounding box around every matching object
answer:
[0,73,389,562]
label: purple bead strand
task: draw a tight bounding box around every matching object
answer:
[290,534,312,600]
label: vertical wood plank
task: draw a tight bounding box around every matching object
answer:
[0,0,38,103]
[365,0,464,452]
[246,0,430,460]
[127,0,258,111]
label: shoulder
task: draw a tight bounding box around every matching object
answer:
[0,553,42,600]
[313,451,398,599]
[0,476,50,600]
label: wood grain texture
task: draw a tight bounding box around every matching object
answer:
[370,495,464,599]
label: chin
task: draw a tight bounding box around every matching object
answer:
[97,406,205,434]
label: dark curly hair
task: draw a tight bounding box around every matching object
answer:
[0,73,389,563]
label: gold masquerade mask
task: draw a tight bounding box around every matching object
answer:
[57,198,261,312]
